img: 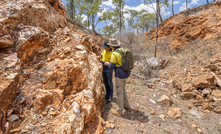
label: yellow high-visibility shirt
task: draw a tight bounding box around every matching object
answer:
[101,49,112,62]
[110,48,123,67]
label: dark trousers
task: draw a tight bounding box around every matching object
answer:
[102,68,113,99]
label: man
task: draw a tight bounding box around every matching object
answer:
[98,41,113,103]
[104,39,131,116]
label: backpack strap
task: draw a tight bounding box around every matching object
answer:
[114,48,122,67]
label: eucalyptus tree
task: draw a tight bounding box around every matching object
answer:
[101,0,126,40]
[143,0,169,23]
[172,0,174,15]
[66,0,80,20]
[126,10,139,32]
[66,0,103,31]
[112,0,126,41]
[130,10,156,33]
[100,24,118,38]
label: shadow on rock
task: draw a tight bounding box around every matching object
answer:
[101,100,113,121]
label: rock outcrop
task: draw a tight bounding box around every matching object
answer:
[0,0,104,133]
[145,1,221,50]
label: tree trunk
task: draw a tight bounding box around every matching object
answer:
[71,0,73,20]
[158,3,163,22]
[155,0,160,57]
[73,4,76,20]
[91,14,95,31]
[186,0,188,10]
[88,16,90,29]
[214,0,216,2]
[159,12,163,23]
[119,0,122,41]
[172,0,174,15]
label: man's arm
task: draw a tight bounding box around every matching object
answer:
[104,52,116,69]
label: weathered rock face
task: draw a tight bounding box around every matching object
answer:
[0,0,67,32]
[145,1,221,50]
[0,0,104,133]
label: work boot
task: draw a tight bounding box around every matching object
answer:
[107,98,112,103]
[124,106,131,110]
[111,109,121,117]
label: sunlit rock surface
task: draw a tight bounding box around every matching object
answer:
[0,0,104,133]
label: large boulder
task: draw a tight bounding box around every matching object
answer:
[146,57,169,70]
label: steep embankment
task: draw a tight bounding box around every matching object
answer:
[0,0,104,133]
[145,1,221,50]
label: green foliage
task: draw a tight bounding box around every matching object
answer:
[100,0,125,38]
[66,0,102,31]
[100,24,118,38]
[144,0,169,6]
[143,0,169,23]
[66,0,80,20]
[125,9,156,33]
[79,0,103,31]
[135,12,156,33]
[126,10,139,31]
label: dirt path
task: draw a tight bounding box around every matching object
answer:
[102,76,221,134]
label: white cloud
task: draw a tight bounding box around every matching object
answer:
[173,1,180,5]
[124,3,155,13]
[81,14,87,22]
[190,0,199,5]
[180,2,186,11]
[179,0,199,11]
[159,4,171,17]
[101,0,116,9]
[169,0,180,5]
[125,3,171,17]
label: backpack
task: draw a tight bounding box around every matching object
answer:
[115,48,134,72]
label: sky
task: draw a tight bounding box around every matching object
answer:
[61,0,211,31]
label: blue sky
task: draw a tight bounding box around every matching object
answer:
[61,0,211,31]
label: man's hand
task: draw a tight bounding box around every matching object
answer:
[104,62,110,66]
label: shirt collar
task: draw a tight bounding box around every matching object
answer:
[113,46,121,52]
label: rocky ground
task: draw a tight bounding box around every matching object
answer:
[102,57,221,134]
[102,77,221,134]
